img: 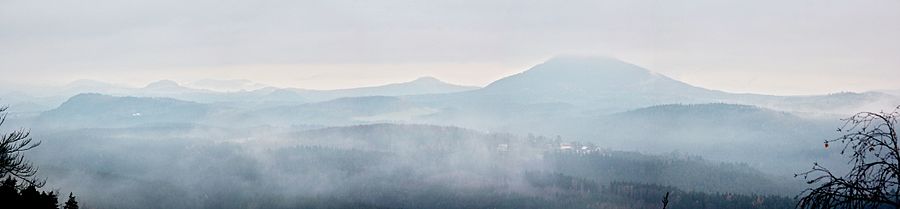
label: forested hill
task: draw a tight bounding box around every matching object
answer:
[25,123,800,208]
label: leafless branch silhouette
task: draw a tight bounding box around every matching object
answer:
[0,106,44,187]
[797,105,900,209]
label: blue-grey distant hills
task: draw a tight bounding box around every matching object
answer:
[472,56,724,105]
[586,103,837,172]
[243,96,427,126]
[24,55,896,179]
[406,56,729,127]
[34,56,900,131]
[298,76,479,101]
[101,76,474,103]
[36,93,214,129]
[15,56,895,208]
[413,56,896,115]
[5,76,478,112]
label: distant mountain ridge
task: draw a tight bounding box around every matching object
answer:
[580,103,836,173]
[185,79,268,91]
[71,76,476,103]
[37,93,214,129]
[26,56,895,180]
[16,56,897,208]
[13,56,897,115]
[294,76,479,101]
[413,56,897,115]
[4,76,478,113]
[480,56,719,97]
[37,56,898,128]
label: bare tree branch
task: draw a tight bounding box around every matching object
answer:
[0,106,45,187]
[797,105,900,209]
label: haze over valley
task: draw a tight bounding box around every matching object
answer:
[3,1,900,208]
[1,56,897,208]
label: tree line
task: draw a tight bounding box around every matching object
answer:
[1,106,79,209]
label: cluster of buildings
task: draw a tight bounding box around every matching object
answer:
[556,142,605,154]
[493,140,607,154]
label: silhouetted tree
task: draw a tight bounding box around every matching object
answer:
[64,192,79,209]
[0,106,77,209]
[21,184,41,206]
[797,106,900,209]
[11,184,58,209]
[0,176,20,206]
[40,191,60,209]
[0,106,44,187]
[662,191,669,209]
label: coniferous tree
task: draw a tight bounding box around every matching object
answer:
[19,185,41,208]
[64,192,79,209]
[1,106,71,209]
[0,176,20,207]
[38,191,58,209]
[20,184,41,206]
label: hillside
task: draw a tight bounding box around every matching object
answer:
[26,123,799,209]
[37,93,214,129]
[578,103,838,173]
[280,123,799,194]
[300,76,479,101]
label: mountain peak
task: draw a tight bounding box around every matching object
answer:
[483,56,661,92]
[544,55,625,64]
[469,56,720,108]
[144,80,182,89]
[186,79,268,92]
[410,76,442,83]
[531,56,651,75]
[66,79,112,88]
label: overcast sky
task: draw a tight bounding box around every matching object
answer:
[1,0,898,95]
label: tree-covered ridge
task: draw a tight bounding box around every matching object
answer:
[0,177,72,209]
[23,122,800,208]
[546,151,798,195]
[178,145,801,209]
[285,124,799,194]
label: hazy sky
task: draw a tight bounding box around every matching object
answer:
[1,0,898,95]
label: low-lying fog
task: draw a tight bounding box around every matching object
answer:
[2,57,894,209]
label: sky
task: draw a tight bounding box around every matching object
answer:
[1,0,898,95]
